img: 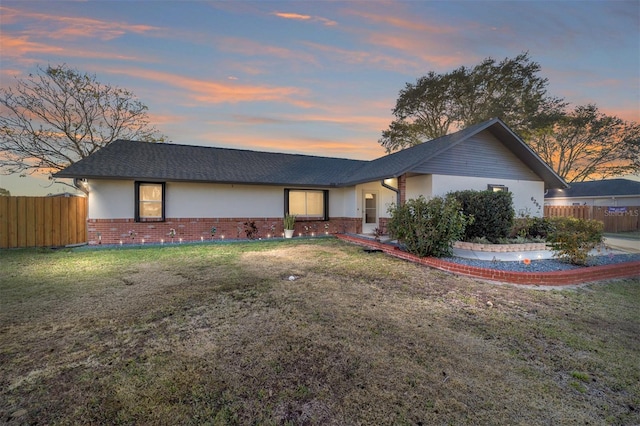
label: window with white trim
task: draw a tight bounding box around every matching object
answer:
[285,189,328,220]
[135,182,165,221]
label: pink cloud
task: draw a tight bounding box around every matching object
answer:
[0,35,142,62]
[0,35,65,57]
[217,37,317,64]
[345,8,455,34]
[227,111,390,131]
[271,11,337,26]
[340,6,472,69]
[301,41,419,71]
[201,132,385,160]
[105,67,311,106]
[272,12,312,21]
[0,6,161,41]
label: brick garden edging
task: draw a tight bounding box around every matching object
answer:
[336,234,640,286]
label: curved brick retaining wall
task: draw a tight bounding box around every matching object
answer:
[337,234,640,286]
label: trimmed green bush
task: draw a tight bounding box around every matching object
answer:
[387,195,470,257]
[546,217,604,265]
[452,190,515,243]
[511,216,555,239]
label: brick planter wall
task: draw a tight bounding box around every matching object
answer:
[87,217,361,245]
[337,234,640,286]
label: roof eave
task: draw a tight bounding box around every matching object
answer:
[53,174,341,188]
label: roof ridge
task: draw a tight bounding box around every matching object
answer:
[112,139,367,163]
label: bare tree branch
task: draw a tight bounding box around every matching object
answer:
[0,64,168,177]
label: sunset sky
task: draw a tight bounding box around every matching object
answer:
[1,0,638,195]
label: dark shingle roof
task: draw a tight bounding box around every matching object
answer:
[546,179,640,198]
[54,118,568,189]
[54,141,368,187]
[342,118,567,189]
[342,119,499,184]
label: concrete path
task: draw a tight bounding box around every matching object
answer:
[604,236,640,253]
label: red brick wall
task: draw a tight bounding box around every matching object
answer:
[398,174,406,205]
[87,217,362,245]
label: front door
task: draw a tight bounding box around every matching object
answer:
[362,191,378,234]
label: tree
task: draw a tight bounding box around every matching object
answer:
[0,187,10,196]
[0,64,167,178]
[528,105,640,182]
[379,52,565,153]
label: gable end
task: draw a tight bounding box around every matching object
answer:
[410,130,541,181]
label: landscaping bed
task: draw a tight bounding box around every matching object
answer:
[442,252,640,273]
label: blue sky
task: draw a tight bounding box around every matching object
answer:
[1,0,638,195]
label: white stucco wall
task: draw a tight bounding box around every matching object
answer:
[87,175,545,220]
[87,180,134,219]
[354,181,398,219]
[426,174,545,217]
[167,182,284,217]
[406,175,433,201]
[87,179,360,219]
[327,187,357,218]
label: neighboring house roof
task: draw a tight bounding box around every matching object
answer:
[546,179,640,199]
[54,118,568,189]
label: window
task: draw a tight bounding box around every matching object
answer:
[285,189,328,220]
[135,182,165,222]
[488,184,508,192]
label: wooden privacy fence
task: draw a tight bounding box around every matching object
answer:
[545,205,640,233]
[0,196,87,248]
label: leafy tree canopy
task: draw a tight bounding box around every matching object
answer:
[528,104,640,182]
[379,52,564,153]
[0,64,168,178]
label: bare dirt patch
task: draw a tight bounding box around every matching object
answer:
[1,239,638,424]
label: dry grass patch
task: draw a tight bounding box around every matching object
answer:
[1,239,638,425]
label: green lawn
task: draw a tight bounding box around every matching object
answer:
[1,239,639,425]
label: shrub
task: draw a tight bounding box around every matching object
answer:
[244,221,259,240]
[451,190,514,243]
[511,216,555,239]
[546,217,604,265]
[387,195,470,257]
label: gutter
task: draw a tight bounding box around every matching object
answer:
[381,178,400,205]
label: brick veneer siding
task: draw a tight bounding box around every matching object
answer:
[88,217,362,245]
[398,174,407,205]
[337,234,640,286]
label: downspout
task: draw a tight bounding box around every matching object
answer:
[73,178,89,195]
[381,178,400,206]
